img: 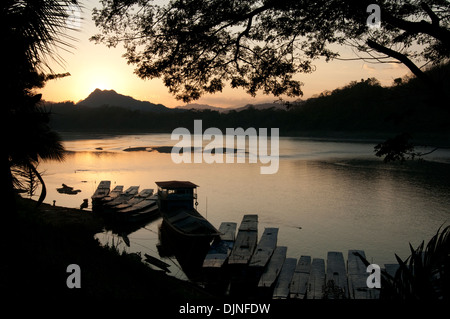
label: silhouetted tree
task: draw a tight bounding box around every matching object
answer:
[92,0,449,102]
[2,0,80,212]
[92,0,449,162]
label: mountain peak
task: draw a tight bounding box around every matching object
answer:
[78,89,169,113]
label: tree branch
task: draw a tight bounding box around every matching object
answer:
[367,39,431,84]
[420,2,440,27]
[383,11,450,48]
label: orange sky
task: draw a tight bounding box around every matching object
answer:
[39,2,410,109]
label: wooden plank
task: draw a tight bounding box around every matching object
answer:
[249,228,278,268]
[307,258,325,299]
[202,222,237,269]
[273,258,297,299]
[258,246,287,288]
[228,215,258,265]
[326,251,348,299]
[289,255,311,299]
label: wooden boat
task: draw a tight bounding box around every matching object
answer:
[57,183,81,195]
[249,227,278,271]
[91,181,111,203]
[307,258,325,299]
[162,208,220,238]
[325,251,349,299]
[347,250,381,299]
[157,181,219,238]
[125,205,160,223]
[202,222,237,269]
[289,255,311,299]
[258,246,287,288]
[272,257,297,299]
[228,215,258,266]
[104,186,139,208]
[114,188,154,210]
[116,194,159,222]
[100,185,123,203]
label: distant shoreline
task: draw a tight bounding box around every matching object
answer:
[56,130,450,146]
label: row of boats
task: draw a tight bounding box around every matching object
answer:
[200,214,379,299]
[91,181,159,223]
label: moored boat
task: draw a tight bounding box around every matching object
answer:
[228,214,258,266]
[104,186,139,208]
[91,181,111,208]
[156,181,220,238]
[202,222,237,269]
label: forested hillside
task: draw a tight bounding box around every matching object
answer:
[47,63,450,138]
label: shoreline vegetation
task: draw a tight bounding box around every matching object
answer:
[3,196,212,300]
[46,65,450,147]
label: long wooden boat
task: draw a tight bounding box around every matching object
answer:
[249,227,278,270]
[114,188,154,210]
[347,250,381,299]
[104,186,139,208]
[91,180,111,202]
[289,255,311,299]
[307,258,325,299]
[228,215,258,266]
[116,194,159,222]
[161,208,221,238]
[272,257,297,299]
[100,185,124,203]
[326,251,349,299]
[258,246,287,288]
[202,222,237,269]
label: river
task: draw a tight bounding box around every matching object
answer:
[36,132,450,280]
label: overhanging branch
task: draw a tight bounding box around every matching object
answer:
[367,39,430,84]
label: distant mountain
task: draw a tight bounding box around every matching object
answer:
[175,103,230,112]
[175,101,301,112]
[77,89,170,112]
[233,102,293,112]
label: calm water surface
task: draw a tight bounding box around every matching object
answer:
[37,133,450,280]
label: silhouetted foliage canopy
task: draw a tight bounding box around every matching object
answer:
[92,0,450,102]
[2,0,80,207]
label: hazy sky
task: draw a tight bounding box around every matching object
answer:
[39,1,411,109]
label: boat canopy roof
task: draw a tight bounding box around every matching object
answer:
[156,181,198,189]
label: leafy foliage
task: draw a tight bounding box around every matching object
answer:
[2,0,79,207]
[92,0,450,102]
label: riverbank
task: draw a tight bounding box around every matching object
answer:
[2,196,212,300]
